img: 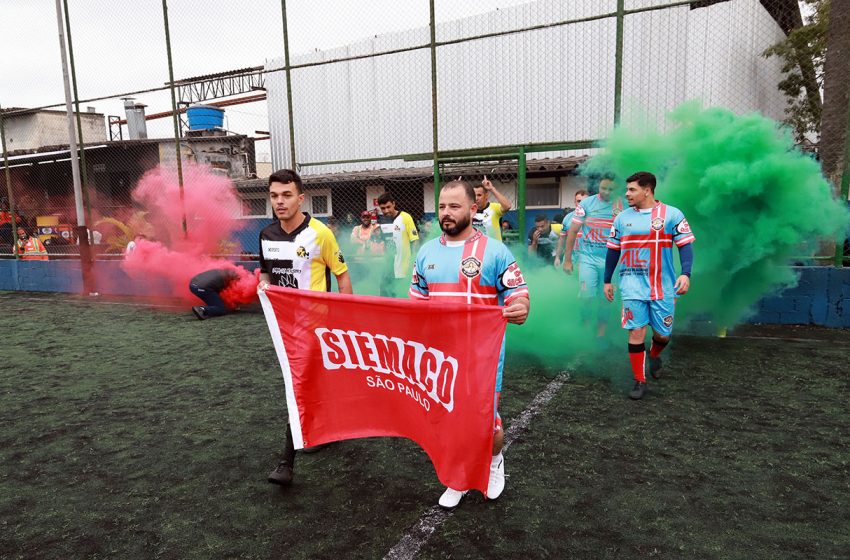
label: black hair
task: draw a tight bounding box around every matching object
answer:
[376,192,396,205]
[268,169,304,194]
[625,171,657,193]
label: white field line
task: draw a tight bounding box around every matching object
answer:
[383,371,570,560]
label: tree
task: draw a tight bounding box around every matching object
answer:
[763,0,828,143]
[818,0,850,190]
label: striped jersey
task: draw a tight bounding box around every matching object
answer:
[409,230,528,306]
[259,214,348,292]
[473,202,505,241]
[607,202,695,301]
[378,210,419,278]
[571,194,624,265]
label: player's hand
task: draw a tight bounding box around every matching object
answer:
[502,297,529,325]
[604,283,615,302]
[562,260,573,275]
[258,280,270,292]
[675,275,690,295]
[553,255,561,267]
[481,175,494,191]
[531,229,541,242]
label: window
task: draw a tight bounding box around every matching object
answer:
[526,179,560,208]
[238,194,268,218]
[306,189,332,217]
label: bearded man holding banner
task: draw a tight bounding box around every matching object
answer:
[409,180,530,509]
[258,169,352,485]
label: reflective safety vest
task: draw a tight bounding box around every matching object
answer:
[17,237,49,260]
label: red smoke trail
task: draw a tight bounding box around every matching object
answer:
[117,164,257,307]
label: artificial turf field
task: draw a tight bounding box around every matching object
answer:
[1,291,849,560]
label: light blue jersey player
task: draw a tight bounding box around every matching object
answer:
[410,179,530,509]
[603,172,694,400]
[562,179,623,335]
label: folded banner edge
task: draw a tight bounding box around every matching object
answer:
[259,289,304,449]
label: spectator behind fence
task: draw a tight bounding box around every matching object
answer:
[15,227,48,261]
[350,210,382,254]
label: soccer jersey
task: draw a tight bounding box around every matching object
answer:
[607,202,695,301]
[409,230,528,306]
[572,194,624,265]
[560,210,582,258]
[409,230,529,393]
[379,210,419,278]
[259,213,348,291]
[473,202,505,241]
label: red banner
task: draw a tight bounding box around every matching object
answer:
[259,286,507,494]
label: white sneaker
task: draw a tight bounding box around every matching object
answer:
[438,487,468,509]
[486,453,505,499]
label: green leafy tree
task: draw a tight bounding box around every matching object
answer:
[763,0,828,143]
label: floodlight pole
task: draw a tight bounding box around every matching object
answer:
[55,0,95,294]
[162,0,188,238]
[281,0,297,169]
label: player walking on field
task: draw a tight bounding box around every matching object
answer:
[258,169,353,485]
[603,172,695,400]
[410,180,530,509]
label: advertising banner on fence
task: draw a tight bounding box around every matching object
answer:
[259,286,507,494]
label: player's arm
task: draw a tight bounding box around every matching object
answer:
[258,235,271,290]
[674,243,693,295]
[483,176,512,212]
[561,222,581,274]
[335,270,353,294]
[259,272,271,291]
[527,229,539,256]
[603,248,620,302]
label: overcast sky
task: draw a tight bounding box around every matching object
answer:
[1,0,535,158]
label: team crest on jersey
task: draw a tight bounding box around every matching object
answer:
[663,315,673,328]
[676,219,691,235]
[296,246,309,258]
[650,217,664,231]
[461,256,482,278]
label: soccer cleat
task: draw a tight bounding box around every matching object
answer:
[486,454,505,500]
[267,461,293,485]
[438,487,468,510]
[649,356,663,379]
[629,381,647,400]
[192,306,206,321]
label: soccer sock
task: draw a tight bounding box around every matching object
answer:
[650,338,669,358]
[282,422,296,466]
[628,342,646,382]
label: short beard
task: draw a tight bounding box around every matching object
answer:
[440,215,470,236]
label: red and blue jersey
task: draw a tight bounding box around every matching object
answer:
[409,230,528,306]
[607,202,695,301]
[572,194,624,265]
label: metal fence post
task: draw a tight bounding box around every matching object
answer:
[281,0,297,169]
[162,0,188,238]
[430,0,440,212]
[614,0,625,126]
[518,147,527,241]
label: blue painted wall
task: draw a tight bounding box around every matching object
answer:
[1,260,847,328]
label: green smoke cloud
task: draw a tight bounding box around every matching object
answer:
[582,101,849,329]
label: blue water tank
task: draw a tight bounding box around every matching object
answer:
[186,105,224,130]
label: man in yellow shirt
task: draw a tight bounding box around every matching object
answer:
[377,192,419,296]
[259,168,352,486]
[473,176,513,241]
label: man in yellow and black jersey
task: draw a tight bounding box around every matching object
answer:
[259,168,353,486]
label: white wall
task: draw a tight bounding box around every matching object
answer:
[3,111,106,152]
[266,0,788,174]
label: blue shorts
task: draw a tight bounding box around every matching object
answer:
[621,298,676,337]
[577,259,604,299]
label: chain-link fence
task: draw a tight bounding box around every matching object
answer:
[1,0,848,289]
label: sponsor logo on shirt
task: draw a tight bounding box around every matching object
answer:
[296,246,309,258]
[500,262,526,289]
